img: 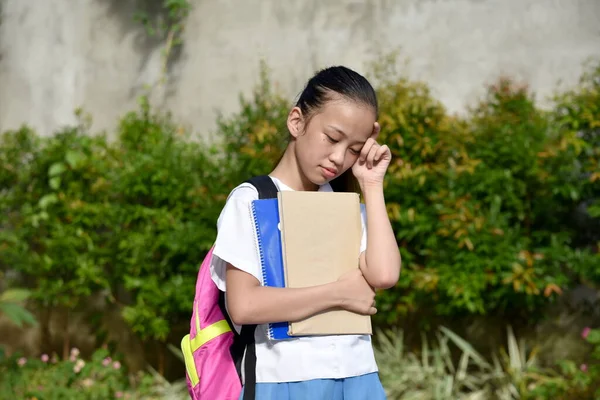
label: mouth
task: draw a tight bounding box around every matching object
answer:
[320,166,338,179]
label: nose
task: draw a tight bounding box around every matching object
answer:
[328,145,345,168]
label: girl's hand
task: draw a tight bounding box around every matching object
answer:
[352,122,391,188]
[335,269,377,315]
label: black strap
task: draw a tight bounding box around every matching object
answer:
[241,326,257,400]
[246,175,279,200]
[237,175,279,400]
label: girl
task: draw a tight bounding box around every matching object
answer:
[210,65,401,400]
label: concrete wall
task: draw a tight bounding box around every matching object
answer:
[0,0,599,138]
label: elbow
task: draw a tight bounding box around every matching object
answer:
[363,253,401,289]
[228,304,251,326]
[365,268,400,289]
[226,296,254,326]
[369,261,402,290]
[227,307,243,326]
[371,274,399,290]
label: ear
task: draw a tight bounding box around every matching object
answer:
[287,107,304,139]
[370,122,381,140]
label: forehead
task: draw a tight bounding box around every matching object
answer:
[312,98,375,141]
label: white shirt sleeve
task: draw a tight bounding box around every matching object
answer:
[210,184,262,291]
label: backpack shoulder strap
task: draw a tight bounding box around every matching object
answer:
[246,175,279,200]
[235,175,278,400]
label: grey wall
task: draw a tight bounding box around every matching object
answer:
[1,0,599,138]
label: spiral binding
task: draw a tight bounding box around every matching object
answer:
[250,201,275,340]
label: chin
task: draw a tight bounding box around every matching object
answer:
[302,166,335,188]
[309,178,327,189]
[306,172,329,188]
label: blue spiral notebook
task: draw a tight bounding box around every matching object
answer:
[250,198,292,340]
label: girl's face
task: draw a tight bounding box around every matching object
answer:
[287,96,376,186]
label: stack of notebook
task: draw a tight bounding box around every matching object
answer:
[250,190,373,340]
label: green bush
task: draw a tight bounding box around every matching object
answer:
[106,100,221,342]
[0,103,221,350]
[516,327,600,399]
[374,325,600,400]
[372,66,599,325]
[0,346,184,400]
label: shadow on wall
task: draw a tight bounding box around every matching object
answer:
[103,0,184,99]
[0,0,3,71]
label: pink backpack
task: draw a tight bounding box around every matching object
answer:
[180,176,278,400]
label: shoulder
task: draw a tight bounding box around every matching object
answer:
[212,182,264,288]
[225,182,259,203]
[215,180,265,230]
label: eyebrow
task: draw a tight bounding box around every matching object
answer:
[327,125,367,145]
[327,125,347,136]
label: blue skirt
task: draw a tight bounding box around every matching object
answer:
[239,372,387,400]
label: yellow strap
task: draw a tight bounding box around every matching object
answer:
[181,313,233,387]
[181,335,199,386]
[190,319,232,350]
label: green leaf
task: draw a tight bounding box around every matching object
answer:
[38,193,58,209]
[439,326,491,369]
[65,150,85,168]
[0,303,37,327]
[0,289,32,303]
[507,326,522,370]
[586,329,600,345]
[588,203,600,218]
[49,176,61,190]
[48,162,67,177]
[167,343,185,363]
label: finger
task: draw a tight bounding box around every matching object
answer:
[359,138,375,163]
[373,144,390,162]
[366,142,379,169]
[371,122,381,140]
[369,307,377,315]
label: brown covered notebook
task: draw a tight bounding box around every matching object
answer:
[277,191,373,336]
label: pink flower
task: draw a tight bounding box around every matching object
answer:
[82,378,94,388]
[69,347,80,362]
[115,391,123,398]
[17,357,27,367]
[40,354,49,363]
[582,327,592,339]
[580,364,588,372]
[112,361,121,370]
[102,357,112,367]
[73,359,85,374]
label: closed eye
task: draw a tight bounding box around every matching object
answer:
[325,134,339,144]
[349,148,361,155]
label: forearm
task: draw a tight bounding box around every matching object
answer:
[360,184,401,289]
[227,277,343,326]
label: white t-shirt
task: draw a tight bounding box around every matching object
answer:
[210,176,379,383]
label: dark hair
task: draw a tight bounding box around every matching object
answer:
[295,66,378,193]
[296,66,378,122]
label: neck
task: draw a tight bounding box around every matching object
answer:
[270,143,318,191]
